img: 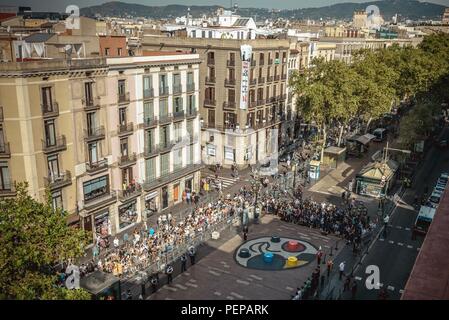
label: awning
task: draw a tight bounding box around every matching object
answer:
[356,133,376,145]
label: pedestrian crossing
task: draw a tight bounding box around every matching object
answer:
[205,175,240,190]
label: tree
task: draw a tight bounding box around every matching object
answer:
[0,183,91,300]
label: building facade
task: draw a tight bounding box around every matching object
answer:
[142,37,292,168]
[0,53,201,242]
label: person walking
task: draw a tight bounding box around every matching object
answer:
[150,274,159,293]
[351,281,358,299]
[125,289,133,300]
[383,215,390,238]
[326,259,333,278]
[188,246,196,265]
[181,254,187,273]
[165,264,173,285]
[339,261,345,280]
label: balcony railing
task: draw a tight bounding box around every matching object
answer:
[186,83,195,92]
[159,113,173,125]
[144,143,159,158]
[82,96,100,111]
[267,76,274,83]
[118,183,142,202]
[159,86,169,96]
[225,79,236,86]
[249,101,257,108]
[45,170,72,190]
[144,116,158,128]
[117,122,134,136]
[173,110,185,121]
[42,135,67,154]
[223,101,236,109]
[269,97,277,103]
[118,153,137,168]
[41,102,59,118]
[186,108,197,118]
[258,77,265,84]
[143,88,154,99]
[251,60,256,67]
[143,164,203,191]
[268,59,273,64]
[257,99,265,106]
[0,106,3,122]
[282,74,287,80]
[260,59,265,66]
[250,79,257,86]
[204,99,216,107]
[173,84,182,95]
[207,58,215,65]
[274,75,280,82]
[159,140,174,153]
[205,77,216,84]
[84,126,105,142]
[0,142,11,158]
[83,190,117,211]
[227,60,236,67]
[118,92,130,104]
[86,158,109,174]
[0,183,16,197]
[278,94,287,101]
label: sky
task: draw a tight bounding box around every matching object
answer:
[0,0,448,12]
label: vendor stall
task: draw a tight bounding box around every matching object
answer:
[80,270,121,300]
[322,146,347,169]
[346,133,375,157]
[355,160,399,198]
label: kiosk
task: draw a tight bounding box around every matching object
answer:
[80,270,121,300]
[309,160,321,180]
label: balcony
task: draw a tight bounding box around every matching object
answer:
[41,102,59,119]
[205,77,216,85]
[143,164,203,191]
[42,135,67,154]
[143,88,154,100]
[118,183,142,202]
[118,153,137,168]
[117,92,130,104]
[204,99,216,107]
[144,116,158,128]
[258,77,265,84]
[173,110,185,121]
[0,142,11,158]
[223,101,236,109]
[251,60,256,67]
[257,99,265,106]
[82,96,100,111]
[274,75,281,82]
[159,140,174,153]
[186,108,197,119]
[225,79,236,87]
[84,126,105,142]
[260,60,265,66]
[269,97,277,103]
[173,84,182,95]
[0,106,3,122]
[86,158,109,175]
[267,76,274,83]
[282,74,287,80]
[249,101,257,108]
[227,60,236,67]
[159,86,170,97]
[278,94,287,101]
[45,170,72,190]
[186,83,195,92]
[268,59,273,64]
[207,58,215,65]
[117,122,134,137]
[144,144,159,158]
[159,113,173,125]
[83,191,117,212]
[250,79,257,86]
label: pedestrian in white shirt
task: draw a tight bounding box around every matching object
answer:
[339,261,345,280]
[113,237,119,248]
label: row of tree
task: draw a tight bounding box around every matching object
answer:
[289,33,449,155]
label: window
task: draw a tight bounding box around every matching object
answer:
[228,89,235,103]
[174,122,182,143]
[118,80,126,96]
[186,120,194,139]
[159,74,167,95]
[173,148,182,170]
[0,162,11,191]
[0,128,5,150]
[159,99,168,118]
[144,101,154,121]
[209,67,215,79]
[187,144,194,164]
[88,142,99,164]
[145,158,156,181]
[160,125,170,147]
[41,87,52,109]
[187,95,195,113]
[259,52,264,64]
[173,74,181,93]
[118,201,137,229]
[174,96,183,113]
[51,191,63,211]
[44,120,56,146]
[83,175,109,202]
[117,48,122,56]
[229,52,235,62]
[205,87,215,101]
[120,138,128,156]
[47,155,60,180]
[143,76,153,98]
[145,129,155,150]
[105,48,110,56]
[84,82,93,105]
[118,107,127,125]
[160,153,170,176]
[187,72,194,85]
[228,68,235,81]
[208,109,215,127]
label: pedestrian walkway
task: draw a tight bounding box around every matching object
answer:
[205,175,240,190]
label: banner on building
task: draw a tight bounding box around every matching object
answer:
[240,45,252,110]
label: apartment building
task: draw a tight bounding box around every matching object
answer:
[0,52,201,242]
[142,36,292,168]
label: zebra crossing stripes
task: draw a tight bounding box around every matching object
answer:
[206,175,240,189]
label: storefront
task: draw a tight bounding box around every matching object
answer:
[118,201,138,230]
[144,190,158,218]
[162,186,169,209]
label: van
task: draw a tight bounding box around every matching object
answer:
[412,205,436,239]
[373,128,388,142]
